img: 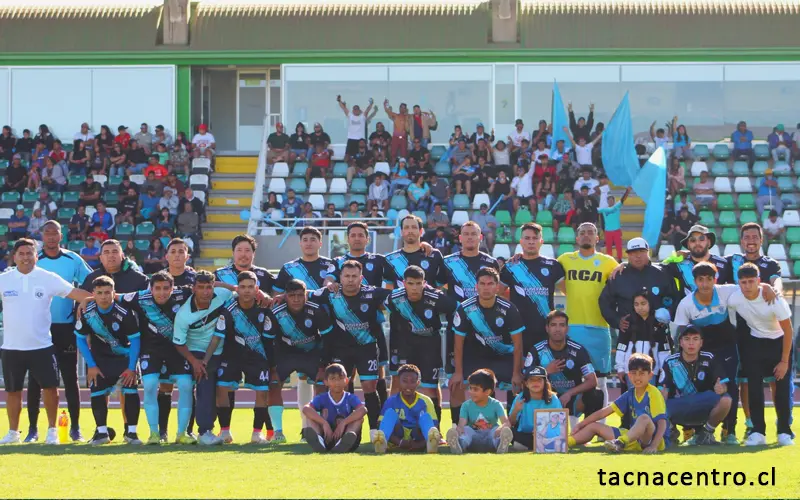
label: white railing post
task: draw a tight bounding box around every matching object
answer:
[247,113,271,235]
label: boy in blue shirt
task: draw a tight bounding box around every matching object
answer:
[301,363,366,453]
[508,365,562,450]
[372,364,441,454]
[570,353,670,453]
[447,369,513,454]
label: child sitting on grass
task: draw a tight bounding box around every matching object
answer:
[301,363,366,453]
[446,368,514,454]
[371,364,441,454]
[570,353,670,454]
[508,365,562,451]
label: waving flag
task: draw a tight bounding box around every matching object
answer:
[550,81,570,158]
[633,147,667,248]
[601,92,640,187]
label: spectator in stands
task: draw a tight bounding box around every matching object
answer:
[756,169,784,215]
[92,201,114,232]
[115,125,131,149]
[35,124,55,149]
[793,123,800,161]
[670,117,693,161]
[32,142,49,168]
[568,103,594,143]
[33,188,57,219]
[409,105,437,149]
[761,208,786,244]
[298,202,318,227]
[730,121,755,165]
[27,207,48,240]
[143,238,167,274]
[564,126,601,168]
[192,124,216,159]
[650,120,670,151]
[80,236,101,268]
[307,123,331,159]
[428,202,450,232]
[369,122,391,154]
[117,175,139,201]
[88,222,109,242]
[267,122,290,166]
[472,203,498,252]
[347,139,374,185]
[368,205,385,228]
[68,205,90,241]
[667,157,686,198]
[154,141,170,168]
[159,187,180,217]
[599,188,632,262]
[307,142,332,185]
[338,95,374,159]
[322,203,341,228]
[8,205,29,240]
[408,138,431,173]
[493,141,510,173]
[0,125,15,160]
[68,140,90,175]
[26,161,42,192]
[139,185,160,220]
[108,143,127,177]
[768,124,792,163]
[450,137,472,167]
[157,208,174,231]
[281,188,303,219]
[127,140,149,175]
[2,154,28,194]
[94,125,114,167]
[78,174,102,208]
[180,187,205,221]
[693,170,717,211]
[371,143,387,163]
[14,129,34,164]
[552,190,575,232]
[489,170,512,213]
[175,131,192,152]
[536,171,556,212]
[575,185,599,226]
[596,174,611,211]
[153,125,173,149]
[407,175,431,213]
[508,119,530,153]
[672,206,696,247]
[40,157,67,193]
[452,156,474,199]
[143,171,164,197]
[383,99,411,162]
[343,201,361,219]
[164,172,185,199]
[673,191,696,216]
[389,158,412,194]
[552,140,571,170]
[289,122,309,168]
[448,125,467,157]
[169,141,190,176]
[573,167,599,193]
[367,173,390,212]
[473,139,492,168]
[469,123,493,150]
[532,120,552,149]
[144,155,168,179]
[428,172,452,215]
[176,201,202,251]
[49,140,67,165]
[659,207,676,244]
[431,227,451,255]
[511,165,536,215]
[116,205,135,227]
[134,123,154,154]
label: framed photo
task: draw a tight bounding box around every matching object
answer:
[533,408,569,453]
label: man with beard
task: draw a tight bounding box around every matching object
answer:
[660,225,729,296]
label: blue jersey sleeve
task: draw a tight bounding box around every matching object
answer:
[611,391,630,417]
[310,394,326,412]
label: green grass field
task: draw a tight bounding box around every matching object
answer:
[0,408,798,499]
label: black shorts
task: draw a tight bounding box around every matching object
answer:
[167,351,193,380]
[444,324,456,375]
[345,139,361,157]
[309,165,324,178]
[329,342,380,382]
[453,174,470,183]
[377,329,389,367]
[392,335,442,389]
[459,354,515,391]
[275,346,323,384]
[140,346,184,383]
[1,346,60,392]
[51,323,77,355]
[217,357,272,391]
[89,355,139,397]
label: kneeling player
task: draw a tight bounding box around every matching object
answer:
[570,354,670,454]
[211,271,275,444]
[75,276,142,445]
[301,363,366,453]
[372,364,441,454]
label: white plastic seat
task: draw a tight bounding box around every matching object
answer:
[782,210,800,226]
[268,178,286,193]
[713,177,732,193]
[779,260,791,278]
[657,244,675,261]
[129,174,145,185]
[189,174,209,190]
[540,244,554,258]
[308,194,325,211]
[85,206,97,219]
[767,244,787,260]
[0,207,13,221]
[331,144,346,161]
[374,162,391,177]
[472,193,491,210]
[93,174,108,187]
[723,244,742,256]
[451,210,469,226]
[191,157,211,173]
[309,178,327,194]
[396,209,410,221]
[271,162,289,178]
[194,191,206,204]
[260,227,277,236]
[329,178,348,194]
[492,244,511,259]
[106,207,117,219]
[733,177,752,193]
[709,245,721,256]
[690,161,708,177]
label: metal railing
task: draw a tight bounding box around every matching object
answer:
[246,113,272,236]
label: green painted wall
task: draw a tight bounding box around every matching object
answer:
[176,66,191,134]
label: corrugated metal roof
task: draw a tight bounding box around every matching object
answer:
[0,0,162,19]
[521,0,800,15]
[195,0,487,16]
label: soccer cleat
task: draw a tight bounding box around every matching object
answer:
[496,427,513,454]
[681,434,699,447]
[107,428,117,442]
[45,428,59,445]
[603,438,625,452]
[160,432,169,442]
[23,428,38,443]
[124,432,143,445]
[175,432,197,445]
[303,428,328,453]
[0,430,21,445]
[332,431,359,453]
[198,431,223,446]
[70,428,85,443]
[271,431,287,444]
[744,432,767,446]
[218,429,234,444]
[186,431,197,440]
[693,430,719,446]
[426,427,442,454]
[721,433,740,445]
[777,434,795,446]
[371,430,387,454]
[90,431,111,446]
[446,428,462,455]
[146,432,162,445]
[250,432,269,444]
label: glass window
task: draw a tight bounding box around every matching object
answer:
[494,65,516,130]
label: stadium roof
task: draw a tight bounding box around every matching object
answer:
[521,0,800,15]
[196,0,487,16]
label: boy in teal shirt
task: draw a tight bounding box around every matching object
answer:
[598,186,631,261]
[446,369,513,454]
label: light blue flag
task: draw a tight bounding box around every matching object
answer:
[633,147,667,248]
[550,81,570,158]
[601,92,640,187]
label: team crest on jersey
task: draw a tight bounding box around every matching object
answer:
[263,316,272,330]
[566,359,575,369]
[453,314,461,327]
[652,287,660,296]
[141,360,149,370]
[112,322,120,331]
[424,309,433,319]
[663,297,673,307]
[172,304,181,313]
[541,268,550,277]
[495,317,504,327]
[123,292,136,302]
[697,371,705,381]
[217,368,224,377]
[360,304,369,313]
[421,260,430,269]
[258,313,265,323]
[524,352,533,367]
[593,260,601,267]
[327,263,336,273]
[75,319,82,329]
[216,316,226,330]
[305,319,313,328]
[319,270,328,278]
[366,263,374,271]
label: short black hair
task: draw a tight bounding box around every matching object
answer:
[100,239,122,250]
[628,353,654,373]
[284,279,307,294]
[237,270,258,284]
[520,222,542,236]
[400,214,423,231]
[92,275,115,289]
[403,265,425,281]
[397,364,421,381]
[737,262,760,280]
[346,221,368,237]
[167,237,188,251]
[12,238,36,252]
[468,369,497,393]
[546,310,569,326]
[195,270,214,283]
[150,270,175,286]
[231,234,257,252]
[691,261,718,280]
[341,259,362,273]
[740,222,762,240]
[476,267,499,283]
[300,226,322,240]
[325,363,348,379]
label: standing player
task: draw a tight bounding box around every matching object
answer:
[386,266,458,424]
[210,271,274,444]
[557,222,617,410]
[25,221,92,443]
[274,227,337,294]
[450,267,525,426]
[312,260,392,430]
[660,225,728,295]
[269,279,333,436]
[383,215,445,289]
[75,276,142,445]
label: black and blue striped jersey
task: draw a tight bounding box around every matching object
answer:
[383,248,444,288]
[269,301,333,352]
[75,302,139,359]
[274,257,336,293]
[452,295,524,357]
[386,286,457,338]
[121,286,192,350]
[311,285,391,346]
[440,252,500,302]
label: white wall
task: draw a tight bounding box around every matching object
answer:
[2,65,175,140]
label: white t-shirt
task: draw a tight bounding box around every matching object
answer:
[674,284,738,327]
[727,289,791,339]
[73,132,95,142]
[763,217,785,235]
[509,130,531,148]
[0,267,74,350]
[573,177,599,193]
[347,112,367,140]
[511,172,534,198]
[597,184,611,209]
[575,143,594,165]
[192,132,216,150]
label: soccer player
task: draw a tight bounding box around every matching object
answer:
[446,368,513,454]
[557,222,617,409]
[121,271,192,444]
[383,215,445,289]
[25,221,92,443]
[372,364,441,454]
[524,310,603,428]
[660,326,732,446]
[172,271,234,445]
[269,279,333,435]
[311,260,392,430]
[571,354,670,454]
[302,363,366,453]
[210,271,275,444]
[274,227,337,293]
[75,276,142,445]
[726,263,794,446]
[386,266,457,424]
[450,267,524,425]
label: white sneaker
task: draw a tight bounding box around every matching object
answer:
[371,430,387,454]
[496,427,513,454]
[45,428,59,445]
[218,429,234,444]
[777,433,795,446]
[251,431,268,444]
[426,427,441,454]
[198,431,223,446]
[0,430,21,445]
[744,432,767,446]
[446,428,462,454]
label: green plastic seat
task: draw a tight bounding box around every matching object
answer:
[412,211,427,225]
[754,144,770,160]
[739,211,758,225]
[0,225,7,237]
[176,174,188,184]
[135,239,151,251]
[430,145,447,161]
[557,227,575,243]
[737,193,755,210]
[542,227,555,244]
[716,194,734,210]
[135,222,155,238]
[752,161,769,176]
[22,191,39,206]
[556,244,574,257]
[496,225,513,244]
[789,244,800,260]
[61,191,79,207]
[778,177,793,192]
[787,228,800,244]
[514,208,533,225]
[390,195,407,210]
[774,162,792,177]
[434,162,451,177]
[453,194,470,210]
[794,160,800,175]
[57,207,75,222]
[712,144,730,160]
[710,162,729,177]
[718,211,736,227]
[794,261,800,279]
[348,194,366,209]
[514,226,523,243]
[1,191,20,206]
[535,210,553,227]
[115,223,135,239]
[291,162,308,178]
[732,161,749,176]
[328,194,346,211]
[108,175,123,188]
[698,211,715,227]
[104,191,120,206]
[350,178,367,194]
[693,144,710,160]
[68,175,85,187]
[288,178,307,194]
[332,163,348,178]
[495,210,512,225]
[720,227,739,245]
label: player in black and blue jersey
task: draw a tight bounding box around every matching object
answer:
[450,267,524,426]
[268,279,334,438]
[274,227,337,293]
[166,238,197,288]
[383,215,445,289]
[386,265,457,424]
[209,271,275,445]
[74,276,142,446]
[312,260,392,430]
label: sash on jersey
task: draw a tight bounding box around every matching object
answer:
[86,311,129,356]
[230,306,267,359]
[445,257,478,299]
[329,294,374,345]
[393,295,433,336]
[505,262,550,316]
[464,304,512,355]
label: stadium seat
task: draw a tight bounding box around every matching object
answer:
[451,210,469,226]
[514,244,523,255]
[453,194,470,210]
[698,211,716,226]
[68,175,84,187]
[434,162,451,177]
[85,206,96,219]
[712,144,730,160]
[495,210,512,225]
[331,144,346,160]
[690,161,708,176]
[93,174,108,187]
[542,227,555,243]
[787,228,800,244]
[790,244,800,260]
[557,227,575,243]
[374,162,391,177]
[723,244,742,255]
[720,229,739,245]
[271,162,289,178]
[329,178,348,195]
[794,260,800,279]
[347,194,366,209]
[713,177,731,193]
[777,177,793,192]
[328,194,346,211]
[709,245,721,256]
[752,161,769,176]
[332,163,348,178]
[732,161,749,176]
[57,207,75,223]
[60,192,79,208]
[778,260,791,278]
[115,223,134,239]
[794,160,800,175]
[514,208,533,225]
[540,244,555,258]
[692,145,709,160]
[22,191,38,207]
[774,161,792,176]
[410,211,426,225]
[67,241,84,253]
[767,244,787,260]
[754,144,770,160]
[472,193,490,210]
[430,145,447,161]
[291,162,308,178]
[288,178,307,194]
[657,244,675,260]
[496,225,513,244]
[718,211,737,227]
[350,178,367,194]
[737,193,755,210]
[0,207,12,223]
[104,191,119,206]
[195,191,207,204]
[1,191,19,208]
[0,225,7,238]
[711,162,729,177]
[308,178,327,194]
[535,210,553,227]
[304,195,322,211]
[733,177,752,193]
[192,158,211,175]
[129,174,145,185]
[390,195,407,210]
[133,239,150,251]
[190,174,209,191]
[492,244,511,259]
[783,210,800,227]
[135,222,155,239]
[268,178,286,193]
[739,211,758,225]
[716,194,734,210]
[556,245,574,257]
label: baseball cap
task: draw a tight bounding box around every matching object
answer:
[626,237,650,252]
[476,122,484,128]
[776,123,784,131]
[515,119,524,125]
[678,324,703,340]
[198,123,208,130]
[765,168,774,175]
[118,125,127,131]
[523,365,548,379]
[681,224,716,249]
[398,158,407,164]
[15,204,24,211]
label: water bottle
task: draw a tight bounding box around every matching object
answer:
[57,410,69,444]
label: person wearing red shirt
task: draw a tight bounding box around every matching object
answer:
[114,126,131,149]
[143,155,168,179]
[306,142,331,184]
[49,140,67,164]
